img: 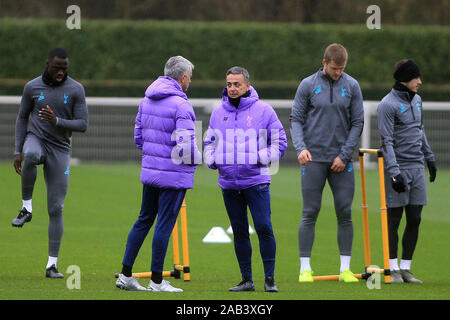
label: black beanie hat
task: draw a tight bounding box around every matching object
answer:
[393,59,421,82]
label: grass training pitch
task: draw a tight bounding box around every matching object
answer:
[0,162,449,300]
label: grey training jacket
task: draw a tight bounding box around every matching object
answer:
[290,69,364,163]
[377,88,434,178]
[15,76,88,154]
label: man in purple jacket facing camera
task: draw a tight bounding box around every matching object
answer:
[204,66,287,292]
[116,56,200,292]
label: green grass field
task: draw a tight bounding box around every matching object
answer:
[0,162,449,300]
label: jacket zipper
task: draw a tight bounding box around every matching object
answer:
[329,80,334,103]
[234,110,238,188]
[409,103,415,121]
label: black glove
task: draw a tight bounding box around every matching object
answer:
[427,161,436,182]
[391,174,406,193]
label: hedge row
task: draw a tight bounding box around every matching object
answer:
[1,78,450,101]
[0,18,449,84]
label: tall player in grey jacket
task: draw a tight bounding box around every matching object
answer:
[12,48,88,278]
[378,59,436,284]
[290,44,364,283]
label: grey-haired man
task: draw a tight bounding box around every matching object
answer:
[116,56,199,292]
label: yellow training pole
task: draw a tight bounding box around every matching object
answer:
[366,266,386,274]
[313,273,366,281]
[359,151,371,268]
[377,151,391,284]
[172,220,180,268]
[359,148,380,155]
[131,271,173,278]
[180,200,190,281]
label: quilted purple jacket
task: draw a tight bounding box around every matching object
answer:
[204,86,287,190]
[135,76,200,189]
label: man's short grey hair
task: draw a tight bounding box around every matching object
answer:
[164,56,194,80]
[226,66,250,83]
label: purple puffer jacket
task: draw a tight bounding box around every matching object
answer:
[204,86,288,190]
[135,76,200,189]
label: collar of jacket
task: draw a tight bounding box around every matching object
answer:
[221,86,259,112]
[42,68,68,87]
[145,76,188,101]
[392,81,416,102]
[228,90,251,108]
[318,68,342,84]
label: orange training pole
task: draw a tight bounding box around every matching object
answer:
[377,151,391,284]
[130,271,173,278]
[180,200,190,281]
[172,220,180,267]
[359,151,371,268]
[313,273,366,281]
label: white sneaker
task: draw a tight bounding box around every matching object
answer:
[148,279,183,292]
[116,274,150,291]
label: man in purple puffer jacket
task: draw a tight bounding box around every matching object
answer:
[116,56,200,292]
[204,66,287,292]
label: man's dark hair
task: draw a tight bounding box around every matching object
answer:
[47,48,68,60]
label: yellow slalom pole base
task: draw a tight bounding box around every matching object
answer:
[366,267,385,274]
[114,270,174,279]
[179,200,190,281]
[113,267,190,280]
[312,273,368,281]
[131,271,174,278]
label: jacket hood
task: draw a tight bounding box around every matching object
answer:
[145,76,187,101]
[222,86,259,112]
